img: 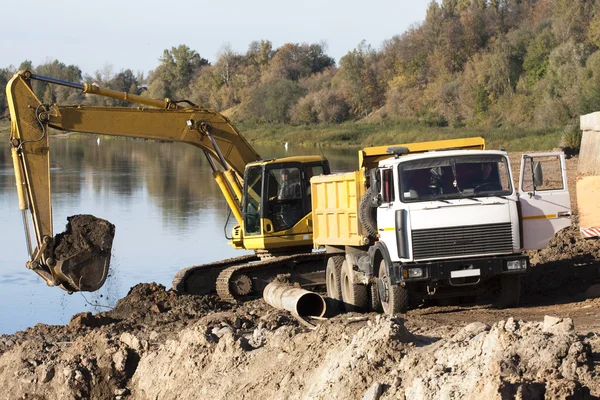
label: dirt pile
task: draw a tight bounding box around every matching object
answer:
[54,214,115,260]
[525,225,600,299]
[0,281,598,399]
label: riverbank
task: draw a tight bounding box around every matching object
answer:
[238,120,564,152]
[1,119,565,152]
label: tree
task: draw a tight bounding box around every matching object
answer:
[246,79,306,123]
[147,45,209,99]
[33,60,84,104]
[336,41,385,117]
[0,68,10,116]
[579,50,600,114]
[262,42,334,82]
[523,27,556,89]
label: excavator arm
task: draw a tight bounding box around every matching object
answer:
[7,70,261,292]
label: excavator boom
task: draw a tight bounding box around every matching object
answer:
[7,70,262,292]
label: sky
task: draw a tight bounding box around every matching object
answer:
[1,0,431,77]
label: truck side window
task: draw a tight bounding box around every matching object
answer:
[381,168,394,203]
[522,155,563,192]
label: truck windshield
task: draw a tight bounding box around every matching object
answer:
[399,154,512,202]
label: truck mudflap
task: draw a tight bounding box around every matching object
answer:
[389,255,529,286]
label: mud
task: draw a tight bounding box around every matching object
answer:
[0,155,599,399]
[54,214,115,260]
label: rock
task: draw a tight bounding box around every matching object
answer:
[584,284,600,299]
[363,382,383,400]
[37,365,55,383]
[213,326,234,338]
[543,316,574,334]
[69,312,95,329]
[280,372,294,387]
[120,332,141,351]
[150,303,164,313]
[543,316,562,331]
[464,322,490,335]
[112,349,128,372]
[69,312,115,329]
[388,319,415,343]
[74,369,84,382]
[504,317,518,333]
[114,388,129,396]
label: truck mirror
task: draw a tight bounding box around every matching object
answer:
[369,168,381,193]
[533,161,543,188]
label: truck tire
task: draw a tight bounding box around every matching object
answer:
[378,260,408,315]
[341,260,368,312]
[496,274,521,308]
[326,255,344,301]
[359,187,378,238]
[369,282,383,312]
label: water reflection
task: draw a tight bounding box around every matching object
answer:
[0,135,356,334]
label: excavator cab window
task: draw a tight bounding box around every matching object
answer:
[267,166,304,231]
[243,166,263,235]
[243,160,330,235]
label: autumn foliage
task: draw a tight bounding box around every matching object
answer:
[2,0,600,131]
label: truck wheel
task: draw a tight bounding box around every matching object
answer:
[359,188,378,238]
[378,260,408,315]
[496,274,521,308]
[341,260,368,312]
[326,255,344,301]
[369,282,383,312]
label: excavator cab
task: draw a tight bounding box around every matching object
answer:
[238,157,330,252]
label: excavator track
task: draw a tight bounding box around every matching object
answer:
[216,252,327,302]
[172,254,260,294]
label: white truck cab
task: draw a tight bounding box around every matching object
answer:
[369,149,570,310]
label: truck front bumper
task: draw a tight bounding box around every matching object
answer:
[390,254,529,285]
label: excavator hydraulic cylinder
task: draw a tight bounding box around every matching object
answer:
[11,147,28,210]
[214,171,243,224]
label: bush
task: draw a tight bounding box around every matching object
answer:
[246,79,306,123]
[561,124,582,150]
[290,95,318,124]
[313,89,350,123]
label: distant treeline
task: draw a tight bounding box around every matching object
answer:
[1,0,600,131]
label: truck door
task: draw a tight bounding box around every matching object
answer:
[519,152,571,250]
[376,167,401,260]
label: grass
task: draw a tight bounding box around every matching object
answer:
[238,120,563,152]
[1,119,563,152]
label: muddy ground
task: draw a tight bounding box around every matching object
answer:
[0,154,599,400]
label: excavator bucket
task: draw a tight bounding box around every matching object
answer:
[52,215,115,292]
[55,249,111,292]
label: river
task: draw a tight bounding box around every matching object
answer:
[0,135,356,334]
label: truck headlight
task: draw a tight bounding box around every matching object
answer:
[506,259,527,271]
[407,268,424,278]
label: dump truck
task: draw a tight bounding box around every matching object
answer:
[311,138,572,314]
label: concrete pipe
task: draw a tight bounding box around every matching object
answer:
[263,281,327,319]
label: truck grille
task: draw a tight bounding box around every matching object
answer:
[411,223,513,260]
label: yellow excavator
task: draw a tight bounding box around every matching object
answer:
[7,70,330,300]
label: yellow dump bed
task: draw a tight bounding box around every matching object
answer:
[311,170,368,247]
[311,136,487,248]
